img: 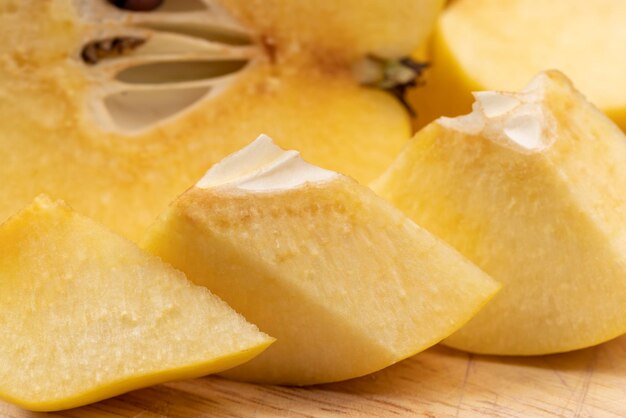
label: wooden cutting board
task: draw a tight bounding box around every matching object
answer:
[2,334,626,418]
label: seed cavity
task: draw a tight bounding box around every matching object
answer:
[503,111,544,151]
[82,0,256,133]
[115,60,248,84]
[438,75,556,154]
[103,87,211,131]
[474,91,521,118]
[136,21,252,46]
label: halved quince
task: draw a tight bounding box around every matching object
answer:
[374,71,626,355]
[141,135,499,385]
[410,0,626,130]
[0,0,442,240]
[0,195,272,411]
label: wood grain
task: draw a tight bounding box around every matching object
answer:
[3,335,626,417]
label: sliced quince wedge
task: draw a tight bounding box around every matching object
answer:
[0,0,442,240]
[410,0,626,130]
[141,135,499,385]
[0,195,272,412]
[375,71,626,355]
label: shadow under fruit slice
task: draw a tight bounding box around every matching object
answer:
[141,135,499,385]
[0,195,273,412]
[374,70,626,355]
[0,0,442,241]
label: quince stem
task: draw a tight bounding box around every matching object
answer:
[357,55,429,116]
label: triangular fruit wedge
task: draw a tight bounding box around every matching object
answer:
[374,70,626,355]
[0,0,442,240]
[0,195,273,412]
[141,135,499,385]
[410,0,626,130]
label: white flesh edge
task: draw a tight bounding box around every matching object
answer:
[196,135,340,193]
[438,73,556,153]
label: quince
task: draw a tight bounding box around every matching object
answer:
[0,0,442,240]
[142,135,499,385]
[410,0,626,130]
[375,71,626,355]
[0,195,272,411]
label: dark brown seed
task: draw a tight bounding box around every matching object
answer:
[107,0,164,12]
[81,44,100,65]
[81,37,146,65]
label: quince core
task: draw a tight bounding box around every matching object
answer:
[0,0,442,240]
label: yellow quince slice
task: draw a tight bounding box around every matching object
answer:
[375,71,626,355]
[0,195,272,411]
[142,135,499,385]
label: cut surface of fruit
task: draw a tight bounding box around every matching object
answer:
[0,0,442,240]
[0,195,272,412]
[374,71,626,355]
[410,0,626,130]
[142,135,499,385]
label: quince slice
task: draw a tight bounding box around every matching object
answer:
[375,71,626,355]
[142,135,499,385]
[0,0,442,240]
[0,195,272,411]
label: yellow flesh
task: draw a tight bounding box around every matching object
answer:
[0,0,444,240]
[220,0,444,59]
[142,177,498,385]
[375,71,626,355]
[0,196,272,411]
[411,0,626,130]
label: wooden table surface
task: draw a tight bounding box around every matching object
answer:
[3,334,625,417]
